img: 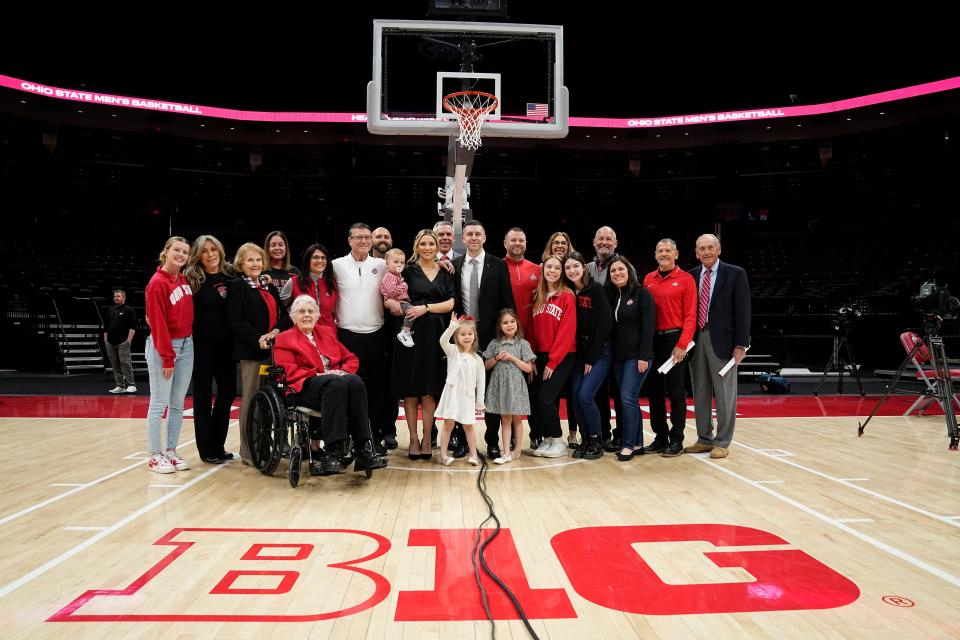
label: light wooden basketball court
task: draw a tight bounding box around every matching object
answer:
[0,397,958,639]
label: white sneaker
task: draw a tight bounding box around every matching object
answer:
[125,385,137,393]
[164,450,190,471]
[542,438,567,458]
[109,386,125,394]
[148,453,175,474]
[532,438,552,457]
[396,331,415,348]
[493,453,513,465]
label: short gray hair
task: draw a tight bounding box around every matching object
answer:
[696,233,721,247]
[594,226,617,240]
[656,238,677,249]
[289,294,319,318]
[433,220,454,232]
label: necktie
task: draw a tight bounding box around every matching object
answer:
[698,268,712,330]
[440,254,449,262]
[468,258,479,317]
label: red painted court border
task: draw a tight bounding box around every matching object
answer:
[0,394,943,420]
[47,528,392,623]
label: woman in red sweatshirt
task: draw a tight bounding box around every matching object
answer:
[528,255,577,458]
[144,236,195,474]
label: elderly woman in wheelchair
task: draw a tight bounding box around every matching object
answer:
[261,294,387,482]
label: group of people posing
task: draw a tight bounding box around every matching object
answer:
[140,222,750,476]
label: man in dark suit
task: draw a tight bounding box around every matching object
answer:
[452,219,516,459]
[685,234,751,459]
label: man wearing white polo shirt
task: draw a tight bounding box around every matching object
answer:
[333,223,392,454]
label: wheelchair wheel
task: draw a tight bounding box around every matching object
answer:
[288,445,302,488]
[247,387,284,475]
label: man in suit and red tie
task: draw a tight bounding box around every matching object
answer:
[452,219,516,459]
[685,234,751,459]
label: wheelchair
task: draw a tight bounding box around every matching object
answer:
[245,357,376,488]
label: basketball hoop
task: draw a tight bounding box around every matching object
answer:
[443,90,499,150]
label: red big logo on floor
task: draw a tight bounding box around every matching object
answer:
[49,525,859,622]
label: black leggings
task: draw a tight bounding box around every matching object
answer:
[530,352,576,439]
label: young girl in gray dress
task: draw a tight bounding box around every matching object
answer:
[483,309,536,464]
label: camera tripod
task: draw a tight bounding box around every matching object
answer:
[858,318,960,450]
[814,330,865,396]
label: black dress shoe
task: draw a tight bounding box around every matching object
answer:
[643,438,668,454]
[383,435,398,450]
[661,443,684,458]
[582,438,604,460]
[530,435,543,451]
[603,439,622,453]
[354,443,388,472]
[616,450,635,461]
[373,441,388,456]
[320,451,345,475]
[487,445,502,460]
[218,451,235,461]
[202,456,225,465]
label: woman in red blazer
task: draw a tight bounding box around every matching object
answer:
[274,295,387,476]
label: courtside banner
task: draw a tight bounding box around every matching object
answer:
[3,73,959,128]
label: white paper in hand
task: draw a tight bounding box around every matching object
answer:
[719,345,750,377]
[658,340,696,375]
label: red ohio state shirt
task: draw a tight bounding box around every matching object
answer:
[145,266,194,367]
[529,290,576,370]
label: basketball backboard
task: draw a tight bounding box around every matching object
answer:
[367,19,568,139]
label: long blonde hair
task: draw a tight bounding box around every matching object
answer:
[185,234,236,292]
[532,255,571,313]
[158,236,190,269]
[409,229,440,263]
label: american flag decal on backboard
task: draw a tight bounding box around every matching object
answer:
[526,103,549,118]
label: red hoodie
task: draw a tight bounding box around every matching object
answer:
[529,290,576,370]
[145,266,194,367]
[505,257,540,336]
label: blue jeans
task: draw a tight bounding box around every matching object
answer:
[570,343,612,438]
[146,336,194,453]
[612,357,652,450]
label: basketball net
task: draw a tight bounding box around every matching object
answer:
[443,91,499,151]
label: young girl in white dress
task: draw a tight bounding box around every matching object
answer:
[435,313,486,466]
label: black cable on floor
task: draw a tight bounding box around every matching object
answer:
[472,452,542,640]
